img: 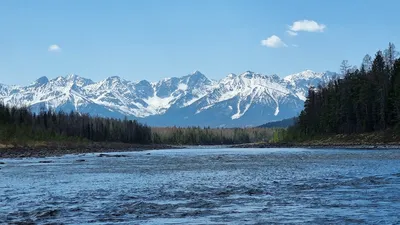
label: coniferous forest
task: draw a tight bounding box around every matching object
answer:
[281,43,400,142]
[0,105,153,144]
[152,127,271,145]
[0,103,273,146]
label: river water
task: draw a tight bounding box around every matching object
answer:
[1,148,400,224]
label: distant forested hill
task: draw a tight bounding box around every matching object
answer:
[258,117,296,128]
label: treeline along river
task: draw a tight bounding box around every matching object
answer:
[0,103,272,146]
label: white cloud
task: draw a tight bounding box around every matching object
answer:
[261,35,287,48]
[287,30,298,36]
[48,44,61,52]
[289,20,326,32]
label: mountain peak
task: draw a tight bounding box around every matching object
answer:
[65,74,94,86]
[66,73,79,79]
[284,70,321,82]
[108,75,121,79]
[187,70,207,79]
[190,70,203,76]
[239,71,269,80]
[137,79,151,85]
[240,71,255,78]
[33,76,49,86]
[104,76,125,83]
[185,70,211,87]
[101,76,128,88]
[271,74,281,80]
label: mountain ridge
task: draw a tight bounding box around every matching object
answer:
[0,70,338,127]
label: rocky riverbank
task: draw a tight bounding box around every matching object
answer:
[230,142,400,149]
[0,142,180,158]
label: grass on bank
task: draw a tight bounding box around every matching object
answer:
[271,128,400,146]
[0,124,276,150]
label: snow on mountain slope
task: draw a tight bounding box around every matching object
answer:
[152,71,217,108]
[0,84,10,96]
[0,84,12,104]
[284,70,337,101]
[0,70,338,127]
[194,71,291,119]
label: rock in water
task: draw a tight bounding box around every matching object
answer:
[98,153,129,158]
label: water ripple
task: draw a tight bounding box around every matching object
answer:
[1,148,400,224]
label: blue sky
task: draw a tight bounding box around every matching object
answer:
[0,0,399,85]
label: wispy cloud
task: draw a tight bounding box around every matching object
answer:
[48,44,61,52]
[261,35,287,48]
[286,30,298,36]
[289,20,326,32]
[261,19,325,48]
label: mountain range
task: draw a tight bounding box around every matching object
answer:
[0,70,338,127]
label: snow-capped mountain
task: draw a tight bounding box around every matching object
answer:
[0,70,338,127]
[284,70,338,101]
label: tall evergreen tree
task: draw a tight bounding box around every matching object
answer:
[283,43,400,142]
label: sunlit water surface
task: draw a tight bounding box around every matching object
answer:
[1,148,400,224]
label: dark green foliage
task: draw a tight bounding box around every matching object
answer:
[282,43,400,142]
[152,127,272,145]
[0,104,152,144]
[258,117,296,128]
[0,103,273,145]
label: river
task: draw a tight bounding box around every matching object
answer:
[1,148,400,224]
